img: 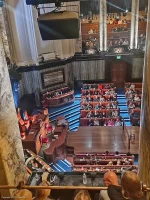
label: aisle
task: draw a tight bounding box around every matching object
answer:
[116,89,131,126]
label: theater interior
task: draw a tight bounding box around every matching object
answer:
[1,0,150,199]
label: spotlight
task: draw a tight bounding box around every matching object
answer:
[125,9,128,13]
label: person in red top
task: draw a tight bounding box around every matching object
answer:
[98,84,102,90]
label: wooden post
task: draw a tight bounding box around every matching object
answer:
[139,1,150,199]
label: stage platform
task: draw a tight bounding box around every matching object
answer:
[67,126,139,154]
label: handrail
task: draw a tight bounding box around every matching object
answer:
[122,118,131,152]
[0,184,149,192]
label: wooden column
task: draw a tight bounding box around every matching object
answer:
[130,0,139,50]
[99,0,107,51]
[139,1,150,196]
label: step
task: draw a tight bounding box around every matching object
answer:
[68,114,80,123]
[49,164,61,172]
[66,112,80,121]
[50,104,80,118]
[120,113,130,118]
[69,124,79,131]
[69,118,80,126]
[57,160,71,172]
[65,107,80,118]
[118,103,127,106]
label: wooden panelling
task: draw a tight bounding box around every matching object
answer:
[72,60,105,80]
[132,58,144,79]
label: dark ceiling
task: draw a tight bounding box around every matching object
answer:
[80,0,148,15]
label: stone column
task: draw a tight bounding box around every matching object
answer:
[138,1,150,196]
[5,0,38,66]
[99,0,107,52]
[0,8,27,196]
[130,0,139,50]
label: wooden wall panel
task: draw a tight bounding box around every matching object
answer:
[132,58,144,79]
[72,60,105,80]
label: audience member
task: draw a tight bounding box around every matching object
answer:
[108,171,146,200]
[99,171,118,200]
[74,190,91,200]
[13,189,32,200]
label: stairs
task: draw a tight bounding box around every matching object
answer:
[117,90,131,126]
[50,159,71,172]
[48,94,81,131]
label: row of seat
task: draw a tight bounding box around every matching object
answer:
[80,117,122,126]
[80,109,120,118]
[125,83,142,126]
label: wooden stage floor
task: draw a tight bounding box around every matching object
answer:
[67,126,139,154]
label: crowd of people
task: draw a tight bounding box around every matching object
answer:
[125,83,142,126]
[42,87,72,99]
[12,171,146,200]
[80,84,122,126]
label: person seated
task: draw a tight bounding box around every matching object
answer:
[108,119,114,126]
[20,132,26,140]
[134,94,140,101]
[93,95,98,102]
[86,103,92,110]
[110,18,114,24]
[128,102,135,109]
[125,89,132,95]
[105,90,110,95]
[115,118,122,126]
[107,161,113,165]
[115,151,119,156]
[130,110,140,119]
[118,19,122,24]
[112,102,117,109]
[108,171,146,200]
[88,119,94,126]
[118,39,123,46]
[81,104,86,110]
[99,171,119,200]
[102,112,106,118]
[85,90,89,95]
[94,104,99,110]
[99,95,105,102]
[107,111,112,118]
[128,93,133,100]
[135,101,141,109]
[94,110,99,118]
[82,97,87,103]
[94,117,100,126]
[130,83,135,90]
[110,95,116,101]
[74,190,91,200]
[13,189,32,200]
[106,103,111,109]
[113,110,119,118]
[94,90,98,95]
[86,111,93,118]
[83,84,87,90]
[98,84,103,90]
[123,39,129,45]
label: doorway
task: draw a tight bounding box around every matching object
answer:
[111,61,127,88]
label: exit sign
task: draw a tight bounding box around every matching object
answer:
[116,55,121,60]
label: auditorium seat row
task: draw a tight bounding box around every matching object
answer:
[82,83,114,89]
[72,165,138,173]
[80,117,122,126]
[80,109,120,118]
[125,82,142,126]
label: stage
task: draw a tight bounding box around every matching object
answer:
[67,126,139,154]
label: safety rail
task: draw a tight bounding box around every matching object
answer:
[0,183,149,192]
[122,118,132,152]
